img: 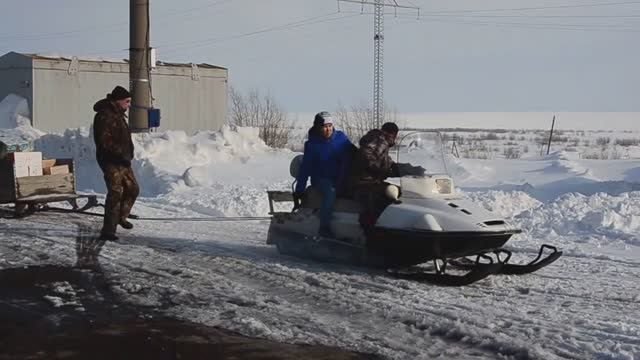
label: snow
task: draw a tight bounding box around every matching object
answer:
[0,94,31,129]
[1,110,639,359]
[43,281,84,310]
[29,53,127,64]
[402,112,639,131]
[0,94,46,148]
[293,112,639,131]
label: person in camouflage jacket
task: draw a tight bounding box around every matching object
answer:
[349,126,398,188]
[348,122,424,229]
[92,86,139,241]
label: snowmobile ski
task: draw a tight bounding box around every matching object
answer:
[387,258,504,286]
[449,244,562,275]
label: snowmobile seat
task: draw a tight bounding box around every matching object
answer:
[300,187,362,213]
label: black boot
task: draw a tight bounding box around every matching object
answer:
[119,220,133,229]
[99,233,118,241]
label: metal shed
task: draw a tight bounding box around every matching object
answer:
[0,51,228,134]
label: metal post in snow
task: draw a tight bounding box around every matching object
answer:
[546,115,556,155]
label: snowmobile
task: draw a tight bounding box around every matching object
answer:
[266,131,561,285]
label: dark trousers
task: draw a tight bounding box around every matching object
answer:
[101,164,139,236]
[312,178,336,231]
[353,182,393,229]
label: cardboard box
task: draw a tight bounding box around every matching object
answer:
[11,152,43,177]
[42,159,56,168]
[43,164,69,175]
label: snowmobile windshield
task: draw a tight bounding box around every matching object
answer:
[392,131,449,176]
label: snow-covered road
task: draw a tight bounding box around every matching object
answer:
[1,125,639,359]
[2,199,638,360]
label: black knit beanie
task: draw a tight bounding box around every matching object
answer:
[108,85,131,101]
[381,122,399,134]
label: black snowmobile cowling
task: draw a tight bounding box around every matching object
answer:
[266,131,561,286]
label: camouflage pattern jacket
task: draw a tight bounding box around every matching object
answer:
[347,129,399,190]
[92,99,134,169]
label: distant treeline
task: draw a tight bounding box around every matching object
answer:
[402,127,529,133]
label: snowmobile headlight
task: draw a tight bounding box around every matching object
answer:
[435,179,452,194]
[384,184,400,201]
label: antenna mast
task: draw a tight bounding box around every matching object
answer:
[339,0,419,128]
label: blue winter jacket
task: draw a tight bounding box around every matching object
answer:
[295,130,354,194]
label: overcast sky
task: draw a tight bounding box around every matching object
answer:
[1,0,639,114]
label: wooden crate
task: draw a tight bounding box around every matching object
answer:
[0,158,76,204]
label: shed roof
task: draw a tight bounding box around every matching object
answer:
[8,52,227,70]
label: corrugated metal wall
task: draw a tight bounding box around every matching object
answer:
[32,59,129,131]
[146,64,227,133]
[11,55,227,134]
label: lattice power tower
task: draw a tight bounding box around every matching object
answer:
[339,0,419,128]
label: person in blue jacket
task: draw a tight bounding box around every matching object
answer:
[294,111,356,238]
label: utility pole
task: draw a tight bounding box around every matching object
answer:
[130,0,151,131]
[546,115,556,155]
[373,0,384,129]
[338,0,419,128]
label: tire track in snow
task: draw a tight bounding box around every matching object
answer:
[115,222,558,359]
[131,219,640,360]
[2,212,638,359]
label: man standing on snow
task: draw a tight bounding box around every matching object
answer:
[294,111,356,238]
[92,86,139,241]
[348,122,424,229]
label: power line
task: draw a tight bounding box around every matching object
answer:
[420,14,640,19]
[339,9,640,32]
[52,12,362,58]
[210,14,374,67]
[158,12,356,54]
[4,0,640,41]
[338,0,420,128]
[0,22,129,41]
[418,1,640,14]
[337,8,640,19]
[155,0,233,19]
[152,0,236,26]
[413,17,640,33]
[0,0,234,41]
[21,1,639,58]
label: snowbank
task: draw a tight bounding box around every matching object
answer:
[34,126,294,203]
[461,190,542,218]
[463,189,640,250]
[0,94,45,146]
[0,94,31,129]
[515,191,640,247]
[1,112,636,233]
[541,151,593,177]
